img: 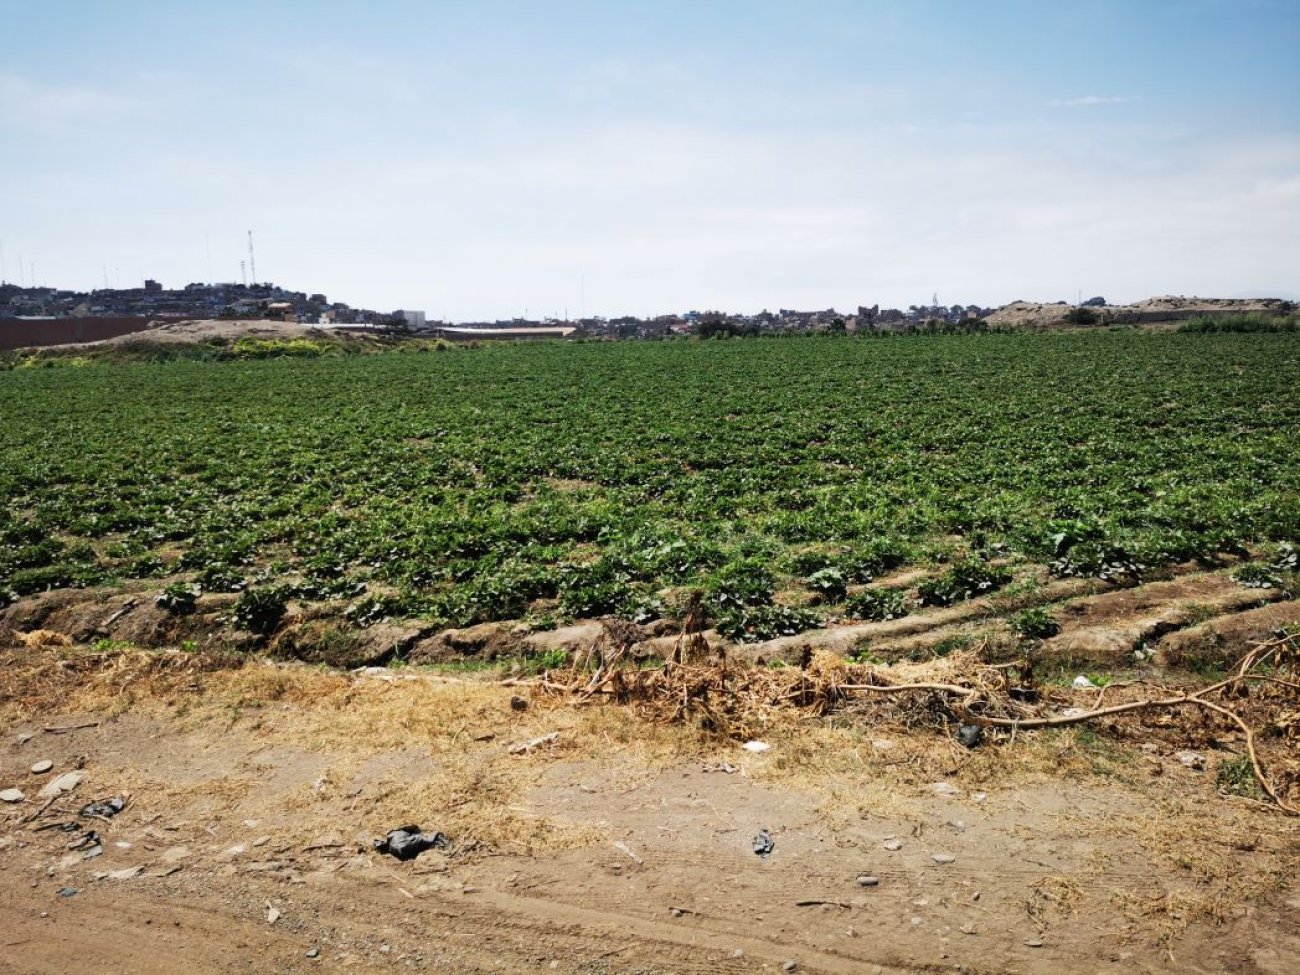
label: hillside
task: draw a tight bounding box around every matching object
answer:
[986,295,1295,329]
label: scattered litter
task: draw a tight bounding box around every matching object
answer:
[931,853,957,865]
[856,875,880,887]
[312,777,327,793]
[43,722,99,735]
[508,732,559,754]
[266,901,282,924]
[882,838,903,852]
[30,761,54,775]
[741,740,771,753]
[1176,751,1206,770]
[67,831,101,852]
[795,899,851,909]
[752,829,774,859]
[373,826,451,861]
[38,770,85,800]
[956,724,983,748]
[34,821,78,833]
[80,797,126,819]
[973,792,987,803]
[57,888,79,898]
[1072,675,1098,689]
[947,819,966,833]
[509,695,529,712]
[929,781,960,798]
[0,788,24,803]
[612,841,643,865]
[16,732,34,745]
[1060,708,1086,718]
[702,762,738,774]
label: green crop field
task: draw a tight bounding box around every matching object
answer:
[2,332,1298,640]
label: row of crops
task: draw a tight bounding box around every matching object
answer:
[2,332,1298,639]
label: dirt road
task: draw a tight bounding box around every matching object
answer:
[2,657,1297,975]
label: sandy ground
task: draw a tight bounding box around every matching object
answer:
[2,651,1298,975]
[40,319,369,350]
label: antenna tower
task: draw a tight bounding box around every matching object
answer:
[247,230,257,286]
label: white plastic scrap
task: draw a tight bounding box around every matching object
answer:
[741,740,771,753]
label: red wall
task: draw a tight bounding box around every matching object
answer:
[0,317,184,351]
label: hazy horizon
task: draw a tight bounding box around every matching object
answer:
[3,1,1298,319]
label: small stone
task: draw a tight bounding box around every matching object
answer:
[1025,938,1044,948]
[782,961,799,973]
[30,760,54,774]
[38,770,84,800]
[883,838,903,851]
[306,947,320,958]
[931,854,956,864]
[929,781,960,797]
[107,866,143,880]
[971,891,981,902]
[0,788,24,803]
[251,835,271,847]
[266,902,281,924]
[732,948,744,958]
[57,887,79,897]
[670,908,683,918]
[947,819,965,832]
[16,732,34,745]
[857,875,879,887]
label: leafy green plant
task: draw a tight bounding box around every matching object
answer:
[232,587,289,635]
[845,586,910,621]
[1216,755,1265,798]
[805,567,847,602]
[1011,607,1060,640]
[156,581,201,615]
[716,604,820,642]
[917,559,1012,606]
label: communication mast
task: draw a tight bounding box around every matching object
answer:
[247,230,257,286]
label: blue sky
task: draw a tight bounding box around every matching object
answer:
[2,0,1297,318]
